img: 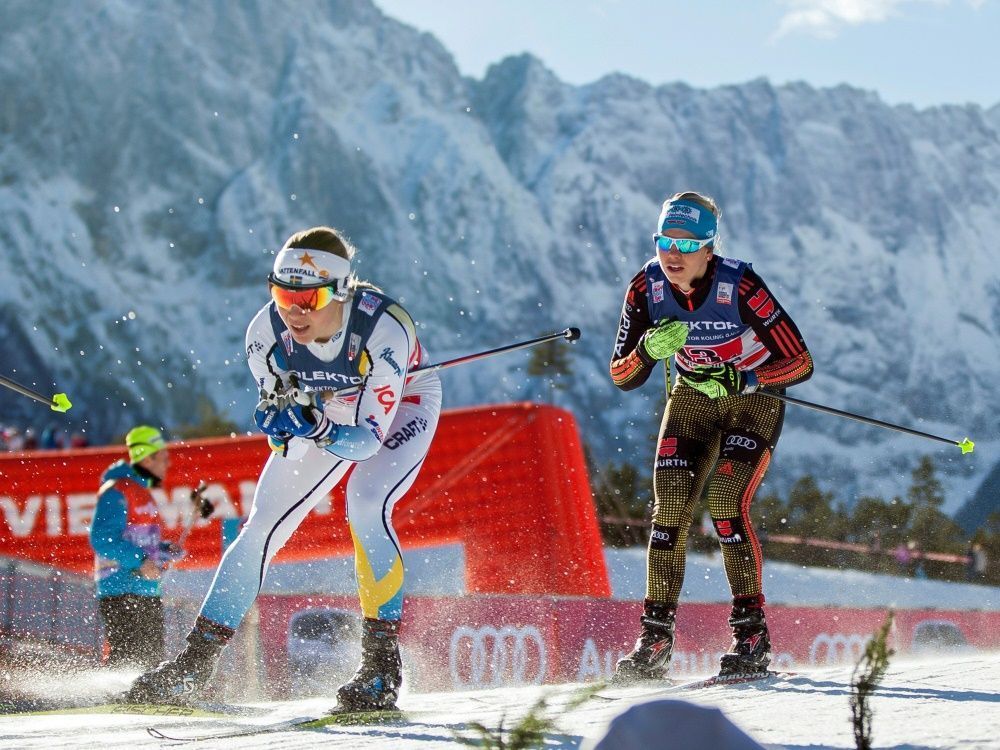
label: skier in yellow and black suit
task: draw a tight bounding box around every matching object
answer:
[610,191,813,682]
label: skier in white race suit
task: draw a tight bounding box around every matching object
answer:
[126,226,442,711]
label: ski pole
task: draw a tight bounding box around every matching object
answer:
[318,326,581,399]
[759,390,974,455]
[410,326,580,378]
[0,373,72,412]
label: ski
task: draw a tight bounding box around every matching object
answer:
[147,707,414,742]
[6,701,256,718]
[674,670,797,691]
[595,670,797,700]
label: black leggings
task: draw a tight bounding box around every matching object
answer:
[98,594,165,669]
[646,383,785,605]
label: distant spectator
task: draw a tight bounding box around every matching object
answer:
[870,530,882,555]
[700,510,713,537]
[967,542,987,583]
[69,432,89,448]
[907,540,923,578]
[41,424,63,450]
[4,427,25,451]
[23,428,38,450]
[893,542,912,575]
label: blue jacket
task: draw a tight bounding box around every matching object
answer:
[89,460,166,599]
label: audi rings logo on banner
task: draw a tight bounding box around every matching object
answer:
[809,632,869,665]
[449,625,547,688]
[725,435,757,450]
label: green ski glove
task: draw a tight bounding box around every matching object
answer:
[641,319,689,361]
[681,365,759,399]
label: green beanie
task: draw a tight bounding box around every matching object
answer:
[125,425,166,464]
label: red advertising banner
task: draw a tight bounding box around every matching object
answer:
[257,593,1000,694]
[0,403,610,598]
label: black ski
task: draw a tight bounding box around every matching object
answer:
[673,669,797,690]
[596,670,797,700]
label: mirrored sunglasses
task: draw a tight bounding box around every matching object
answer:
[654,234,715,254]
[269,279,344,312]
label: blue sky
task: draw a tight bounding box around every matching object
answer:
[373,0,998,109]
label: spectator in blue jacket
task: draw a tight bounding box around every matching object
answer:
[89,425,180,668]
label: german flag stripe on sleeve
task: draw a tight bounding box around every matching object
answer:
[610,351,647,386]
[772,320,804,357]
[755,352,813,387]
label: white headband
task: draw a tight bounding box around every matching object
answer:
[272,247,351,297]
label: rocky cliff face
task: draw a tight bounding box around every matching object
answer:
[1,0,996,510]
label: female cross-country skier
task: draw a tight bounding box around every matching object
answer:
[126,226,441,711]
[609,191,812,683]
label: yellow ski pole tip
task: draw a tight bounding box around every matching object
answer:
[957,437,974,455]
[51,393,72,412]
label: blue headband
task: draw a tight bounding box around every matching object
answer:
[658,199,717,240]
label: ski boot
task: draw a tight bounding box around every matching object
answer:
[719,595,772,676]
[612,600,676,685]
[335,618,402,711]
[122,616,233,704]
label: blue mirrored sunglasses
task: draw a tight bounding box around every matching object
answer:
[654,234,715,254]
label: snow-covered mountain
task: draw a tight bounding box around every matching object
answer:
[1,0,997,512]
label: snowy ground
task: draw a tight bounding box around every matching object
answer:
[2,653,997,749]
[4,552,996,747]
[606,549,1000,610]
[168,546,1000,610]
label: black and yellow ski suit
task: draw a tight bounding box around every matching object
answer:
[610,254,813,606]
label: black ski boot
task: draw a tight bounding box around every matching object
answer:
[612,600,676,685]
[335,618,402,711]
[719,595,772,676]
[122,616,233,704]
